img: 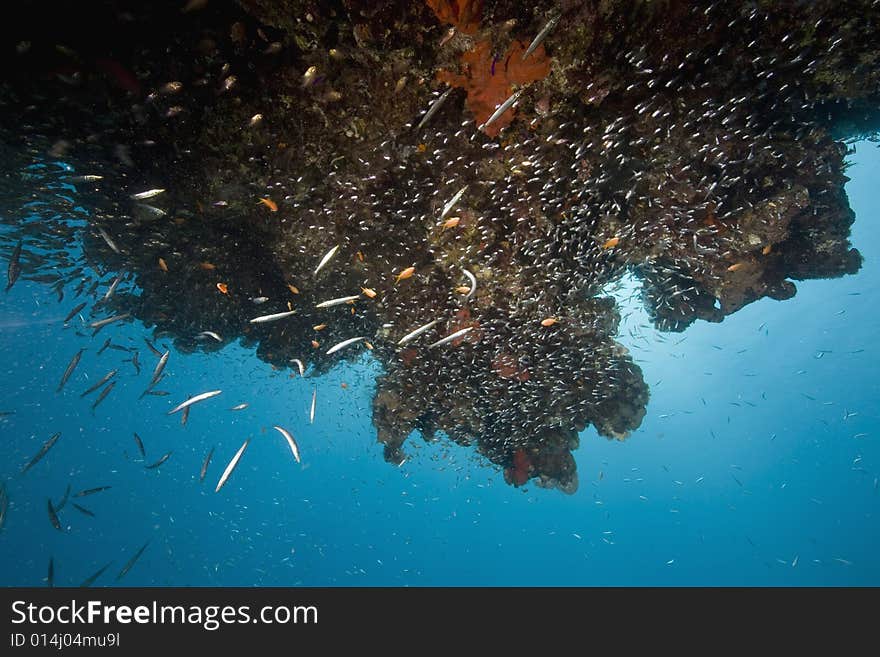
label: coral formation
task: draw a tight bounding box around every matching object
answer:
[0,0,877,492]
[437,38,551,136]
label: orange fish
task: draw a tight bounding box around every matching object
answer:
[313,323,327,331]
[395,266,415,283]
[258,197,278,212]
[455,286,471,294]
[356,251,365,263]
[216,282,228,294]
[199,262,216,270]
[158,257,168,272]
[341,382,348,389]
[417,143,427,153]
[287,283,300,295]
[361,287,377,298]
[727,262,745,272]
[311,340,320,348]
[441,216,460,232]
[762,244,772,255]
[364,341,374,350]
[541,317,558,327]
[602,237,620,250]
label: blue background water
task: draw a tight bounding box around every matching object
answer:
[0,144,877,587]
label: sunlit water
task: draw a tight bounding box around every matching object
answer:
[0,144,878,587]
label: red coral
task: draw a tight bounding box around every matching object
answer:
[425,0,482,35]
[449,306,482,345]
[491,352,530,382]
[437,39,551,137]
[504,449,531,486]
[400,347,418,367]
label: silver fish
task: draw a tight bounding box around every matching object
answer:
[200,446,215,483]
[461,268,477,301]
[326,336,366,355]
[130,188,165,200]
[314,244,340,276]
[522,13,560,61]
[79,561,112,588]
[416,86,453,131]
[63,301,87,324]
[273,425,301,463]
[196,331,222,342]
[428,326,473,349]
[6,240,22,292]
[397,319,439,346]
[144,451,172,469]
[133,432,145,459]
[74,486,111,497]
[215,439,250,493]
[55,484,71,512]
[440,186,468,221]
[47,499,62,531]
[89,313,130,330]
[129,350,141,375]
[21,432,61,474]
[230,403,249,411]
[80,369,117,397]
[167,390,222,415]
[144,338,163,358]
[96,227,121,254]
[116,541,150,581]
[479,90,521,132]
[91,381,116,411]
[290,358,305,376]
[149,350,170,386]
[135,203,166,218]
[102,276,121,301]
[249,310,296,324]
[72,503,94,517]
[57,350,85,392]
[309,388,316,424]
[315,295,360,308]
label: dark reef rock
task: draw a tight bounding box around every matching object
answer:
[1,0,878,492]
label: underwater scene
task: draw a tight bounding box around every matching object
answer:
[0,0,878,586]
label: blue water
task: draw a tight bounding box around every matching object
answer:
[0,144,878,587]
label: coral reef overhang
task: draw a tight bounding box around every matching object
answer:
[0,0,877,493]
